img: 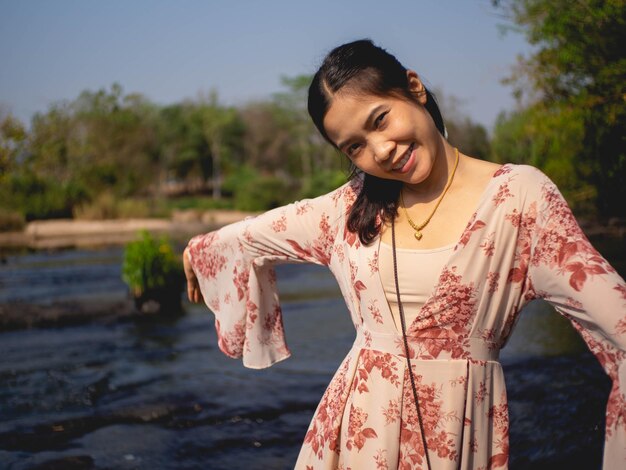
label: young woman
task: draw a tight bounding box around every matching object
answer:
[183,40,626,469]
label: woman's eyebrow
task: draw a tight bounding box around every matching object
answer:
[337,104,386,150]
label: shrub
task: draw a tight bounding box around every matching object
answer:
[121,230,184,312]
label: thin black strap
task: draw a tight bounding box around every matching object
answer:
[391,218,432,470]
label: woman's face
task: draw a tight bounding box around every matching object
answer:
[322,73,444,187]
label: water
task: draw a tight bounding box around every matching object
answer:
[0,248,613,469]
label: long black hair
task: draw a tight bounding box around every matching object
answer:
[307,39,446,244]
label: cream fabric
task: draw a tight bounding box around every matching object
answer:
[379,242,455,332]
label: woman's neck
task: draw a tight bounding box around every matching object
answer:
[403,142,458,202]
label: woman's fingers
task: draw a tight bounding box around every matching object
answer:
[183,248,203,303]
[192,282,203,304]
[186,276,203,304]
[187,280,195,302]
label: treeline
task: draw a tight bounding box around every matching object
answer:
[490,0,626,217]
[0,77,492,229]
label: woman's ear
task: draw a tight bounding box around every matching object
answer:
[406,70,427,105]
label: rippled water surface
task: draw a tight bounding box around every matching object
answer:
[0,248,612,469]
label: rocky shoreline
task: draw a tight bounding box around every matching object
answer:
[0,210,258,331]
[0,298,138,331]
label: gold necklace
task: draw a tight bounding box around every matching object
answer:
[400,147,460,241]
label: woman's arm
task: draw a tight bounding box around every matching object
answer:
[527,174,626,469]
[184,181,352,369]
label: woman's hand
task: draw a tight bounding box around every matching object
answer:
[183,247,203,304]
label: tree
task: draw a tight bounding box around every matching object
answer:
[0,111,26,179]
[271,75,344,195]
[491,101,596,210]
[69,84,160,197]
[157,102,211,193]
[434,90,492,161]
[492,0,626,216]
[198,92,243,199]
[239,101,292,173]
[20,84,161,218]
[272,75,316,181]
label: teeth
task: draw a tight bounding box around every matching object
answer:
[393,155,409,170]
[393,144,413,170]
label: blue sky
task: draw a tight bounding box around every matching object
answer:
[0,0,530,131]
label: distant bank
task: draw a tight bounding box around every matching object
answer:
[0,210,257,250]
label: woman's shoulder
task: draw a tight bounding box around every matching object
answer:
[494,162,549,179]
[290,174,361,214]
[463,156,547,182]
[493,163,556,190]
[488,163,563,208]
[462,157,557,201]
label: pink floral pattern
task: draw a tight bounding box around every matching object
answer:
[271,213,287,232]
[304,357,353,459]
[368,299,383,324]
[187,166,626,469]
[354,349,402,393]
[492,179,514,207]
[188,232,227,279]
[368,251,379,275]
[346,405,378,451]
[399,371,460,467]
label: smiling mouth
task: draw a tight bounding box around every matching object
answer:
[392,143,414,171]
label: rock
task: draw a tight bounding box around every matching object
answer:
[0,298,139,331]
[28,455,95,470]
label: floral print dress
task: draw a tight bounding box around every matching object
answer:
[187,164,626,469]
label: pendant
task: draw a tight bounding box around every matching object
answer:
[414,231,423,241]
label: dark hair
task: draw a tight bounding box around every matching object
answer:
[307,39,446,244]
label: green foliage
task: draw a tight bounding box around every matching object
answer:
[299,170,347,199]
[223,164,299,211]
[491,101,596,211]
[73,192,119,220]
[1,170,87,220]
[73,193,160,220]
[0,113,27,177]
[3,75,355,222]
[234,175,294,212]
[221,164,258,195]
[121,230,184,296]
[434,90,492,161]
[493,0,626,216]
[165,196,234,212]
[446,117,491,161]
[0,208,25,232]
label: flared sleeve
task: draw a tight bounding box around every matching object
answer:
[527,173,626,468]
[186,185,345,369]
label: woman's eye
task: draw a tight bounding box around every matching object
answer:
[374,112,388,128]
[347,143,361,157]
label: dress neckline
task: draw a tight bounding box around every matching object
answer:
[372,163,508,336]
[379,241,456,254]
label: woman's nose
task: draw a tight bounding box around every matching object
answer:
[372,139,394,163]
